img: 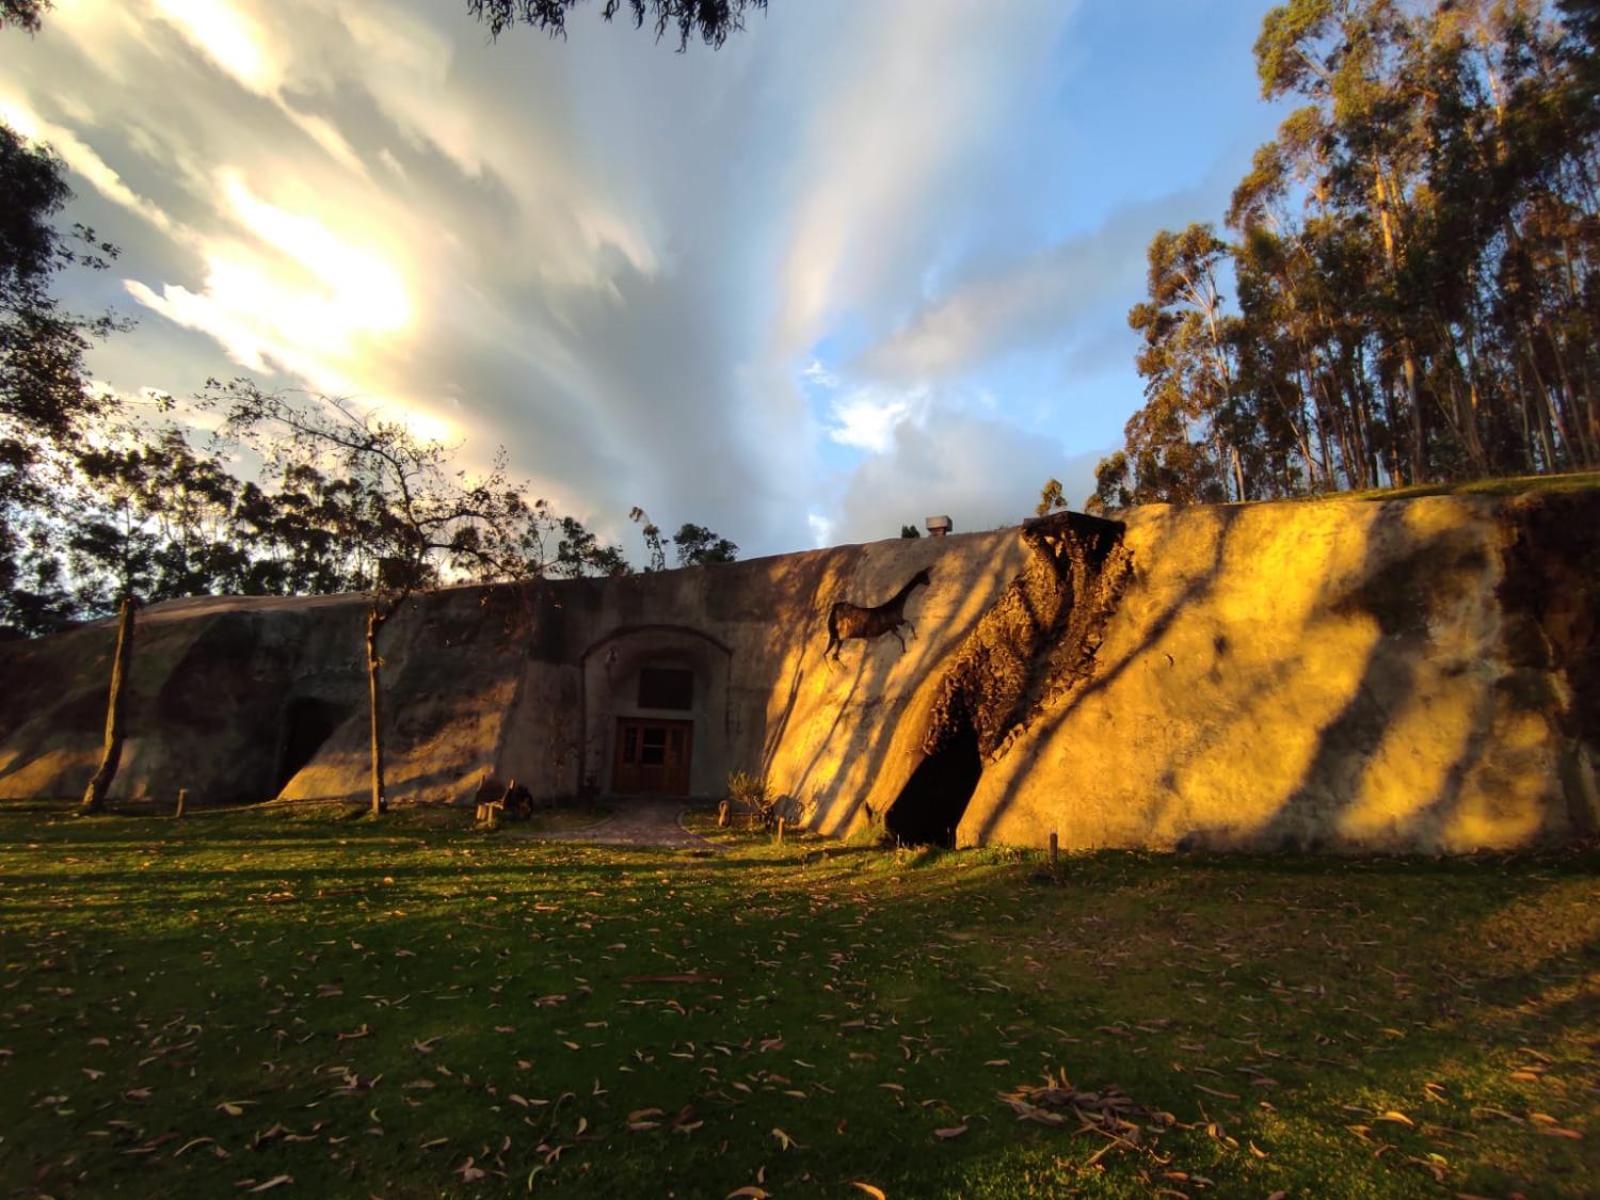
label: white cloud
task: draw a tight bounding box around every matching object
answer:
[833,402,1103,545]
[857,186,1209,384]
[806,512,834,548]
[826,385,928,454]
[773,0,1076,357]
[0,94,178,233]
[150,0,283,95]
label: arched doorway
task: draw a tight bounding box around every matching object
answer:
[580,626,731,798]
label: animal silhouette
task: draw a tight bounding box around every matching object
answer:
[824,568,932,660]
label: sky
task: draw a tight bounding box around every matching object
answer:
[1,0,1285,559]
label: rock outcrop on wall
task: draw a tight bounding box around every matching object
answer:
[1,487,1595,854]
[949,491,1600,853]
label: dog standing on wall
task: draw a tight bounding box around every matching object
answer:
[825,568,932,660]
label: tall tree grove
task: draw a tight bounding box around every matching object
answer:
[1096,0,1600,509]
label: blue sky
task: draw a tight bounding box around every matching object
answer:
[1,0,1285,556]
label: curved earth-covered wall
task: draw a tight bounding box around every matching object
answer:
[0,489,1594,854]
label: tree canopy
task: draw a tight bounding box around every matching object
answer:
[1095,0,1600,509]
[465,0,766,48]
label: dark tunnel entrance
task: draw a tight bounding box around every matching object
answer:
[276,699,345,792]
[884,722,982,848]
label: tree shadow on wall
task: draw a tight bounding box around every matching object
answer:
[1254,510,1503,852]
[968,500,1534,854]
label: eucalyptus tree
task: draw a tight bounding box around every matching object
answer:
[1098,0,1599,507]
[1122,224,1241,504]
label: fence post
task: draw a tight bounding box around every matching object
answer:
[1049,831,1059,879]
[776,816,785,845]
[174,788,187,820]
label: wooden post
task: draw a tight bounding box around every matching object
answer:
[776,816,785,845]
[365,606,387,816]
[174,788,187,820]
[1049,831,1059,879]
[717,799,730,828]
[80,597,136,816]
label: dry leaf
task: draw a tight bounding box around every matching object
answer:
[934,1125,968,1140]
[852,1184,888,1200]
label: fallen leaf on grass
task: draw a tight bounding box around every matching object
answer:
[933,1125,968,1140]
[852,1185,888,1200]
[772,1127,804,1150]
[245,1175,292,1192]
[217,1101,253,1117]
[725,1188,770,1199]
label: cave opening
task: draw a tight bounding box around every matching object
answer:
[884,720,983,848]
[276,698,345,792]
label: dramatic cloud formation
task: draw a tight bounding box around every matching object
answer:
[2,0,1280,555]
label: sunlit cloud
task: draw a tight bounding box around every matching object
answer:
[150,0,280,95]
[4,0,1281,554]
[219,173,411,334]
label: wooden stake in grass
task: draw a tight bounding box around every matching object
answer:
[717,799,730,828]
[174,788,187,820]
[776,816,785,845]
[1049,831,1059,879]
[80,596,136,816]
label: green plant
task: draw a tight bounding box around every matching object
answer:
[727,769,774,828]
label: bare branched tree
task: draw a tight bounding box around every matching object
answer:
[210,379,542,815]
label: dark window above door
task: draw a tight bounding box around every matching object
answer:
[638,666,693,710]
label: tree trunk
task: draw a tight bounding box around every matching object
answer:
[80,597,136,815]
[366,605,387,816]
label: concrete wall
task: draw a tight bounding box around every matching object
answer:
[1,488,1594,854]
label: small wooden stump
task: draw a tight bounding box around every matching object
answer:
[174,788,187,820]
[775,816,785,845]
[476,800,504,830]
[1049,831,1060,879]
[717,799,730,828]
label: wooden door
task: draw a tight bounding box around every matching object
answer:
[612,718,693,795]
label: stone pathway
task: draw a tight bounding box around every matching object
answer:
[515,799,716,849]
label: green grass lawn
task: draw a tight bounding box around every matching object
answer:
[1,805,1597,1199]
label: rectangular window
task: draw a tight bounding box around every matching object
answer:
[638,667,693,711]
